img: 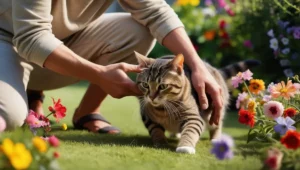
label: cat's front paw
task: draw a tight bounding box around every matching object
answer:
[176,146,195,154]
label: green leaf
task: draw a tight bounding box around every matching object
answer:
[247,132,258,143]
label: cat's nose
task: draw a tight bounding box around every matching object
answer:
[149,93,158,101]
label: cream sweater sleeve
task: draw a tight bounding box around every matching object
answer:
[12,0,63,67]
[118,0,184,44]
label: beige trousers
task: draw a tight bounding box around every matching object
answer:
[0,13,156,130]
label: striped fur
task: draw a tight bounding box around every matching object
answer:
[135,52,231,153]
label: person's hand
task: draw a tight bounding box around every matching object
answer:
[191,64,223,126]
[97,62,143,98]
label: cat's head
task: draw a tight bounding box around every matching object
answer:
[135,52,187,107]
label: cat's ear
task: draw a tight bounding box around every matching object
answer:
[170,54,184,74]
[134,51,154,68]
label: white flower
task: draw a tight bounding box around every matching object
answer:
[269,38,278,50]
[281,37,289,45]
[267,29,274,37]
[202,7,216,17]
[263,101,284,119]
[267,82,274,93]
[282,48,290,54]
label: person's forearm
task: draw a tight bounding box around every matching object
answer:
[162,27,204,70]
[43,44,103,84]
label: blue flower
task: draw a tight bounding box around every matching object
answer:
[278,20,289,29]
[211,134,234,160]
[274,117,296,135]
[282,48,290,54]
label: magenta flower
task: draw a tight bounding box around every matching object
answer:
[293,27,300,39]
[243,40,253,49]
[274,117,296,135]
[48,135,60,147]
[263,101,284,119]
[211,134,234,160]
[25,110,50,128]
[0,116,6,132]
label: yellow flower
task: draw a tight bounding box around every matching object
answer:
[0,138,32,169]
[176,0,200,6]
[32,137,47,153]
[61,123,68,130]
[247,99,256,113]
[9,143,32,170]
[1,138,14,156]
[248,79,265,94]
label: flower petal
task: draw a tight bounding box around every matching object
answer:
[285,117,295,126]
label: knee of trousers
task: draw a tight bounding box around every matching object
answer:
[0,84,28,130]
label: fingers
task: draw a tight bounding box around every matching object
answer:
[209,88,223,126]
[196,83,209,110]
[120,63,142,73]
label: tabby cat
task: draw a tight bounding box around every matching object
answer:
[135,52,256,154]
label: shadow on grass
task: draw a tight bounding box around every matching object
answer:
[53,130,178,152]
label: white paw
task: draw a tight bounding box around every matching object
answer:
[176,146,195,154]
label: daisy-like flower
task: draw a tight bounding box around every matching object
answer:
[238,109,255,127]
[281,37,289,45]
[267,29,274,37]
[211,134,234,160]
[280,130,300,150]
[263,101,284,119]
[236,92,248,109]
[270,38,278,50]
[269,80,297,100]
[248,79,265,94]
[281,48,290,54]
[274,117,296,135]
[283,108,297,118]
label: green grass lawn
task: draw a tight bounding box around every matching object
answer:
[12,82,268,170]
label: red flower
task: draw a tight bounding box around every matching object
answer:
[48,98,67,122]
[219,30,229,39]
[53,151,60,158]
[265,157,277,169]
[230,0,236,3]
[283,108,297,118]
[281,130,300,150]
[48,135,60,147]
[238,109,255,127]
[219,20,226,29]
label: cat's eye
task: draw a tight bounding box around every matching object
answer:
[141,82,149,88]
[159,84,168,90]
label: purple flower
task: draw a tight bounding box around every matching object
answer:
[278,20,289,29]
[243,40,253,49]
[293,27,300,39]
[287,27,295,34]
[274,117,296,135]
[205,0,213,6]
[211,134,234,160]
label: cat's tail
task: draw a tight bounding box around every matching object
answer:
[219,59,261,80]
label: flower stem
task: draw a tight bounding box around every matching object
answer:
[46,112,53,118]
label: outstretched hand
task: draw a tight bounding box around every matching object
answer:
[191,66,223,126]
[98,62,143,98]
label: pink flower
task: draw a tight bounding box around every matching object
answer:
[263,101,284,119]
[231,69,253,88]
[48,135,60,147]
[242,69,253,80]
[225,8,235,16]
[236,92,248,109]
[25,110,49,128]
[263,95,272,102]
[243,40,253,49]
[218,0,227,8]
[264,148,283,170]
[0,116,6,132]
